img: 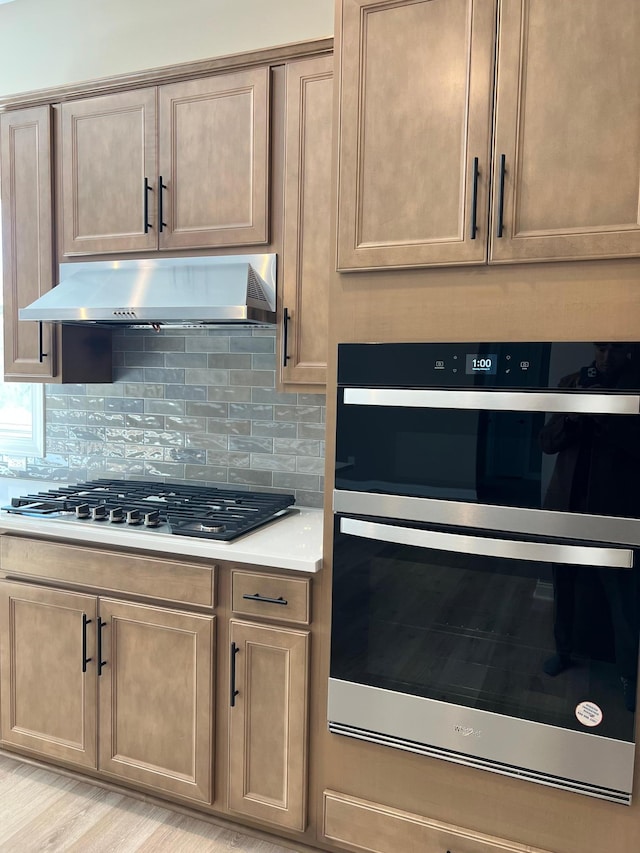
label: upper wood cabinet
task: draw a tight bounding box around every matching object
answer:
[1,106,56,378]
[336,0,496,270]
[60,89,157,255]
[59,67,270,256]
[280,55,333,388]
[336,0,640,270]
[158,70,269,251]
[490,0,640,263]
[1,106,112,383]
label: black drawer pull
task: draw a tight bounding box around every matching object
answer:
[282,307,291,366]
[158,175,167,232]
[38,322,49,363]
[143,177,152,233]
[97,617,107,676]
[230,642,239,707]
[81,614,92,673]
[242,593,288,606]
[496,153,506,238]
[470,156,479,239]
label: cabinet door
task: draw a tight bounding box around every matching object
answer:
[228,620,309,830]
[60,88,157,255]
[0,581,97,768]
[491,0,640,263]
[158,68,270,250]
[281,55,333,387]
[98,599,214,803]
[336,0,496,270]
[1,106,56,379]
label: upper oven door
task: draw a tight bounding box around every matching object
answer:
[335,384,640,546]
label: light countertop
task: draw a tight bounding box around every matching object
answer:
[0,478,323,573]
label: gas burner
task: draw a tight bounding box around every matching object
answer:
[2,479,295,542]
[200,522,226,533]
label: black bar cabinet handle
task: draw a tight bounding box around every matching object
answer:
[242,593,288,606]
[82,614,92,673]
[470,156,479,240]
[496,153,506,238]
[230,642,240,707]
[97,617,107,676]
[38,322,48,363]
[143,177,152,233]
[158,175,167,232]
[282,307,291,366]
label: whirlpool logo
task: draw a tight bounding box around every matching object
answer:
[454,725,482,738]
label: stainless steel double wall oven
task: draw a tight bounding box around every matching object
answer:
[329,342,640,804]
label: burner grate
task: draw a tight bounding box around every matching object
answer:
[4,479,296,541]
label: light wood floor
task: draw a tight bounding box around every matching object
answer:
[0,754,309,853]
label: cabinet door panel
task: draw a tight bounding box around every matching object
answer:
[491,0,640,262]
[1,106,56,378]
[281,56,333,386]
[60,89,157,255]
[158,69,269,249]
[228,620,309,830]
[337,0,495,270]
[98,599,214,803]
[0,581,97,767]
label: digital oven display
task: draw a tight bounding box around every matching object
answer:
[465,353,498,374]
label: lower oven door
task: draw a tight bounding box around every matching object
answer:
[328,514,639,803]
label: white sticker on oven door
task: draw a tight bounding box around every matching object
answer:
[575,701,603,727]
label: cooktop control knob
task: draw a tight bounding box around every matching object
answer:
[126,509,142,525]
[144,510,160,528]
[91,505,108,521]
[109,507,125,523]
[75,503,90,519]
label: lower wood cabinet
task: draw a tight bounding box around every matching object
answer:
[323,791,554,853]
[0,581,215,803]
[228,619,309,830]
[98,598,214,802]
[0,582,98,767]
[0,553,313,836]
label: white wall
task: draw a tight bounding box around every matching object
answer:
[0,0,334,97]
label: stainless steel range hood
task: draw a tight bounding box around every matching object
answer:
[19,254,277,328]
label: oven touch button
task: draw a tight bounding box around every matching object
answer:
[575,701,603,727]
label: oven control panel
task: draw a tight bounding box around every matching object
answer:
[337,342,640,390]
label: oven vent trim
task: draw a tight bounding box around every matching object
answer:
[328,721,631,806]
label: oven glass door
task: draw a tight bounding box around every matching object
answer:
[331,515,639,743]
[335,390,640,522]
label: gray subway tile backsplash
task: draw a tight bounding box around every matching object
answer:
[206,417,251,436]
[163,385,208,401]
[5,329,325,508]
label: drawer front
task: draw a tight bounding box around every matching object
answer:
[323,791,553,853]
[0,536,215,608]
[231,570,310,624]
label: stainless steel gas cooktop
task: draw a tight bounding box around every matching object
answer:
[2,479,295,542]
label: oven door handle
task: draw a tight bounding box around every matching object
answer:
[343,388,640,415]
[339,517,634,568]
